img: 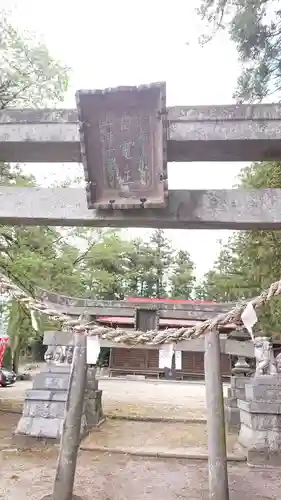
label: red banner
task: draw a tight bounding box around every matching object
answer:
[0,336,8,368]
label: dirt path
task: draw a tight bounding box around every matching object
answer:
[0,411,235,455]
[101,379,210,418]
[1,449,280,500]
[2,378,229,418]
[0,405,279,499]
[0,412,18,449]
[82,419,238,454]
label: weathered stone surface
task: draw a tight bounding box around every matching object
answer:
[240,408,281,430]
[41,292,233,314]
[231,376,252,390]
[2,104,281,163]
[225,376,250,432]
[247,374,281,386]
[85,390,103,427]
[33,371,70,390]
[247,449,281,467]
[225,403,241,431]
[25,389,67,402]
[238,375,281,466]
[23,400,66,419]
[86,381,99,393]
[224,341,254,357]
[16,363,103,441]
[245,375,281,401]
[239,399,281,415]
[16,416,63,439]
[41,363,71,373]
[226,396,238,409]
[229,386,250,400]
[3,187,281,230]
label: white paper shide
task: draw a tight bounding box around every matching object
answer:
[241,302,257,340]
[159,343,174,369]
[86,336,101,364]
[175,350,182,370]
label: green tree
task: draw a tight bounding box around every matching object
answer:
[195,1,281,333]
[197,0,281,101]
[169,250,196,299]
[78,231,136,300]
[0,171,88,371]
[194,234,256,302]
[124,238,156,297]
[0,10,70,370]
[197,161,281,333]
[7,299,32,373]
[147,229,174,298]
[0,12,69,109]
[77,229,196,301]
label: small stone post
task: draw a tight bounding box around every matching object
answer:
[225,356,252,432]
[205,329,229,500]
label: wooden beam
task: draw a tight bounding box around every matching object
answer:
[2,186,281,230]
[1,104,281,162]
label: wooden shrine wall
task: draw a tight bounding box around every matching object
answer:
[109,347,232,379]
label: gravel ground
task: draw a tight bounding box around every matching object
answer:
[1,449,280,500]
[1,378,229,418]
[101,379,211,418]
[0,412,240,456]
[1,382,280,499]
[82,419,238,454]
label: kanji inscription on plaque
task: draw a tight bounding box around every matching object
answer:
[76,83,167,209]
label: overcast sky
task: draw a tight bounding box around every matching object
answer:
[6,0,247,279]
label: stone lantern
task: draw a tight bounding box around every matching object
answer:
[225,327,253,431]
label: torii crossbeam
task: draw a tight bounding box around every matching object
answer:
[1,103,281,163]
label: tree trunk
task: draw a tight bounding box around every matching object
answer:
[12,345,20,374]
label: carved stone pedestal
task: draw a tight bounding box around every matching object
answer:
[15,364,103,445]
[225,376,251,432]
[238,375,281,466]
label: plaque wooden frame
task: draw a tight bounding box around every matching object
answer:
[76,83,167,209]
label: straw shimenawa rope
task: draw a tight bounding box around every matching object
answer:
[1,273,281,345]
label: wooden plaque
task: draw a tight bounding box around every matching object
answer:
[135,308,159,332]
[76,83,167,209]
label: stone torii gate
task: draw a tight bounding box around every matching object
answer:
[2,98,281,228]
[1,82,281,500]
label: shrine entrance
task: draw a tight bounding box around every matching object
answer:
[1,82,281,500]
[35,286,237,379]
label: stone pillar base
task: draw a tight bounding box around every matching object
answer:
[238,375,281,467]
[225,396,241,432]
[225,376,251,432]
[15,364,103,443]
